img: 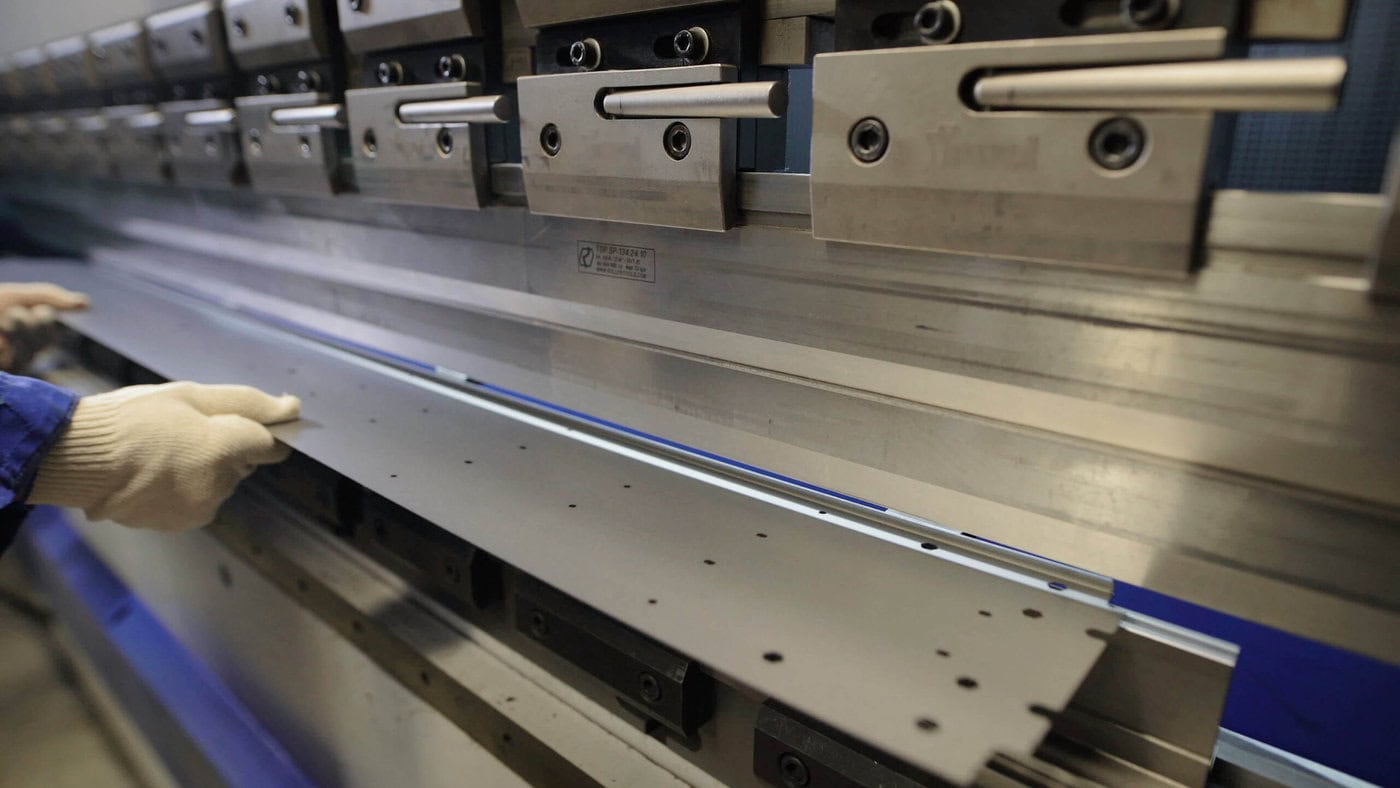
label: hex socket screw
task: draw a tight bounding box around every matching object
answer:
[540,123,562,156]
[436,54,466,80]
[376,60,403,86]
[1121,0,1179,29]
[778,753,811,787]
[848,117,889,163]
[638,672,662,703]
[673,26,709,62]
[569,38,602,71]
[1088,116,1146,170]
[915,0,962,44]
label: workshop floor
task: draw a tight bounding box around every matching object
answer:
[0,563,137,788]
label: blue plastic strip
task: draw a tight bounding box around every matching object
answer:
[21,508,314,788]
[1113,582,1400,786]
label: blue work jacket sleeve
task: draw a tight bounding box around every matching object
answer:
[0,373,79,555]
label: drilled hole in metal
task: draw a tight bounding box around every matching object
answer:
[920,542,938,550]
[957,676,978,689]
[763,651,783,662]
[978,610,992,617]
[915,717,939,732]
[1023,608,1043,618]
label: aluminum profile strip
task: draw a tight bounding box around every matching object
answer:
[3,260,1122,785]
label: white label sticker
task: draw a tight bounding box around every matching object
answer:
[577,240,656,283]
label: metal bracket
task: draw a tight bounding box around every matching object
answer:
[346,82,507,208]
[144,1,234,85]
[357,490,504,615]
[235,91,345,195]
[44,36,100,94]
[753,701,939,788]
[87,22,157,93]
[62,110,111,178]
[102,104,170,184]
[162,98,244,187]
[514,576,714,739]
[223,0,335,71]
[518,64,758,231]
[809,28,1345,274]
[335,0,481,55]
[833,0,1241,50]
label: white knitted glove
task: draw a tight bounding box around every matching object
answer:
[31,382,301,531]
[0,283,90,372]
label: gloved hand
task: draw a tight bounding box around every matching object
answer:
[0,283,90,373]
[30,382,301,531]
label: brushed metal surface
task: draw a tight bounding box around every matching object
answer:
[347,83,491,209]
[518,65,738,231]
[235,92,342,195]
[161,98,243,188]
[10,262,1123,785]
[811,30,1226,274]
[87,22,156,89]
[101,104,169,184]
[144,1,232,81]
[223,0,334,71]
[334,0,480,54]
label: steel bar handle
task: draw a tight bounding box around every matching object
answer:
[269,103,346,128]
[184,107,238,131]
[124,110,165,130]
[396,94,511,125]
[601,80,787,119]
[972,57,1346,112]
[974,56,1344,112]
[35,117,69,134]
[73,115,109,133]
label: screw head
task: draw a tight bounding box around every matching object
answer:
[375,60,402,85]
[915,1,961,44]
[284,3,301,25]
[189,28,204,47]
[848,117,889,163]
[638,672,662,703]
[293,69,320,92]
[527,610,549,639]
[232,18,249,37]
[436,54,465,80]
[1121,0,1178,29]
[247,129,263,156]
[298,135,312,157]
[255,73,280,94]
[568,38,601,70]
[540,123,561,156]
[663,122,691,160]
[204,136,218,157]
[435,127,454,156]
[348,0,364,11]
[1088,116,1146,170]
[778,754,810,787]
[361,128,377,158]
[673,26,708,61]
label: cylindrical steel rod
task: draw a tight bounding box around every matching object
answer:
[269,103,346,128]
[73,115,109,133]
[601,80,787,119]
[35,116,68,134]
[972,57,1346,112]
[184,107,237,131]
[123,110,164,130]
[397,94,511,125]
